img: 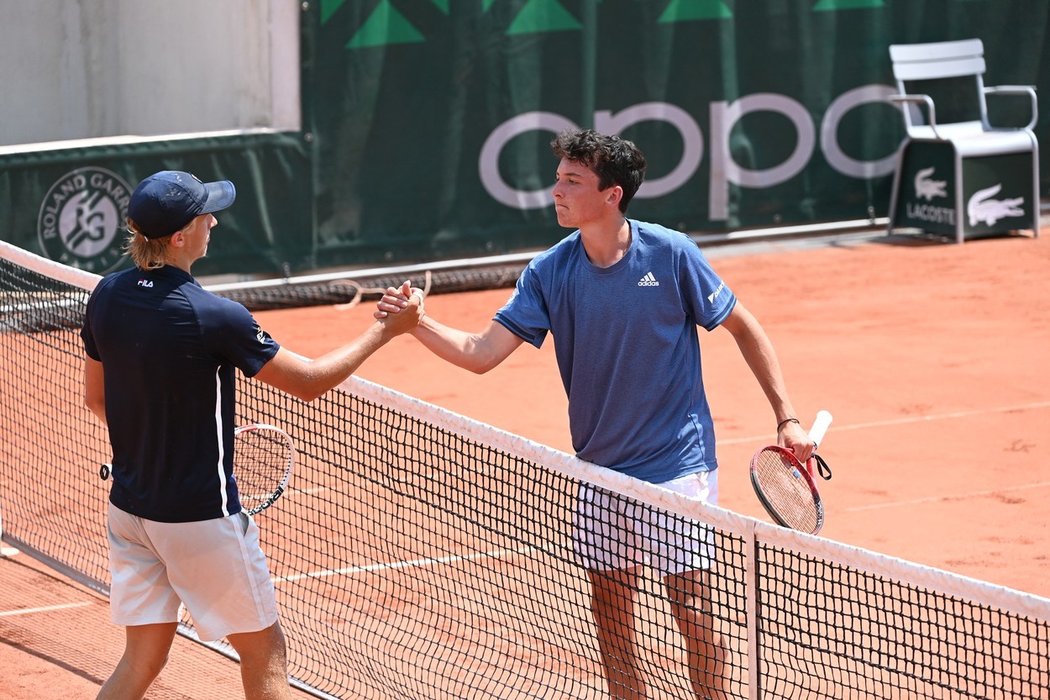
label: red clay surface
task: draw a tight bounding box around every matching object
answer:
[253,230,1050,598]
[2,228,1048,697]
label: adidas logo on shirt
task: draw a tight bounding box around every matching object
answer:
[637,272,660,287]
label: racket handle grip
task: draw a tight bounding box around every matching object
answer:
[809,410,833,446]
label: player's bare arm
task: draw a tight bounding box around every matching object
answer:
[720,302,813,460]
[83,356,107,425]
[412,317,523,374]
[376,283,523,374]
[256,291,422,402]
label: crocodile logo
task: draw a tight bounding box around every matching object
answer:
[967,184,1024,227]
[914,167,947,201]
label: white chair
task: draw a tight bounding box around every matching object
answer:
[886,38,1039,242]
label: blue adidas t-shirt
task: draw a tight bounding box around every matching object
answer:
[494,220,735,483]
[81,265,280,522]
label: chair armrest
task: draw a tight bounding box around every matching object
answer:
[983,85,1039,130]
[888,94,943,139]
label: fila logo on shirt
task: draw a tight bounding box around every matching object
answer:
[136,279,154,288]
[637,272,660,287]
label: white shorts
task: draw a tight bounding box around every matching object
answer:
[107,503,278,642]
[573,470,718,576]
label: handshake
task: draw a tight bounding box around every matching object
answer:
[374,280,426,328]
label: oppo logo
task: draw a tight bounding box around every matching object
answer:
[479,84,898,220]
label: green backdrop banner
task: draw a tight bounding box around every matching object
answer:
[2,1,1047,275]
[307,0,1049,268]
[0,133,312,276]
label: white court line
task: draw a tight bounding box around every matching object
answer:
[717,402,1050,513]
[719,401,1050,446]
[844,481,1050,512]
[0,602,92,618]
[243,486,326,502]
[274,545,535,584]
[271,403,1050,581]
[293,487,327,496]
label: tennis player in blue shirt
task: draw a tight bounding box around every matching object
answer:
[377,129,814,699]
[83,170,421,699]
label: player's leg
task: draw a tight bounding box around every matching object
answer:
[95,622,178,700]
[665,568,726,700]
[654,470,727,699]
[227,620,291,700]
[101,505,183,699]
[574,483,647,698]
[158,511,287,698]
[588,566,645,699]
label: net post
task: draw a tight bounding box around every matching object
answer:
[744,520,759,700]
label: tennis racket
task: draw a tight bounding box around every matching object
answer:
[98,423,294,516]
[234,423,295,516]
[750,410,834,534]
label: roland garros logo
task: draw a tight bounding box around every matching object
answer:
[38,167,131,272]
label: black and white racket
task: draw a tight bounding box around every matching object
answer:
[99,423,294,517]
[234,423,295,516]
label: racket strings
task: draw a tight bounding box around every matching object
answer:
[752,449,822,533]
[235,429,292,512]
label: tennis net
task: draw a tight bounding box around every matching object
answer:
[1,239,1048,699]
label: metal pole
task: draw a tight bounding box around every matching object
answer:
[580,0,597,129]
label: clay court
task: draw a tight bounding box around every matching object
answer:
[256,229,1050,597]
[1,226,1048,697]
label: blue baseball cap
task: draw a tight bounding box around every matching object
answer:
[127,170,237,239]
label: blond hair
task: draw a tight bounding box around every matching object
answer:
[124,219,171,270]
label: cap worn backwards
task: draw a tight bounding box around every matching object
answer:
[127,170,237,239]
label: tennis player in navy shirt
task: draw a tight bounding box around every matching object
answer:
[82,170,421,699]
[377,130,814,699]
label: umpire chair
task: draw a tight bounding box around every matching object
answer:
[886,38,1040,243]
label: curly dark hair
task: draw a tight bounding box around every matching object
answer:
[550,129,647,213]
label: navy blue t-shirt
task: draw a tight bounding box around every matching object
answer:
[81,265,280,522]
